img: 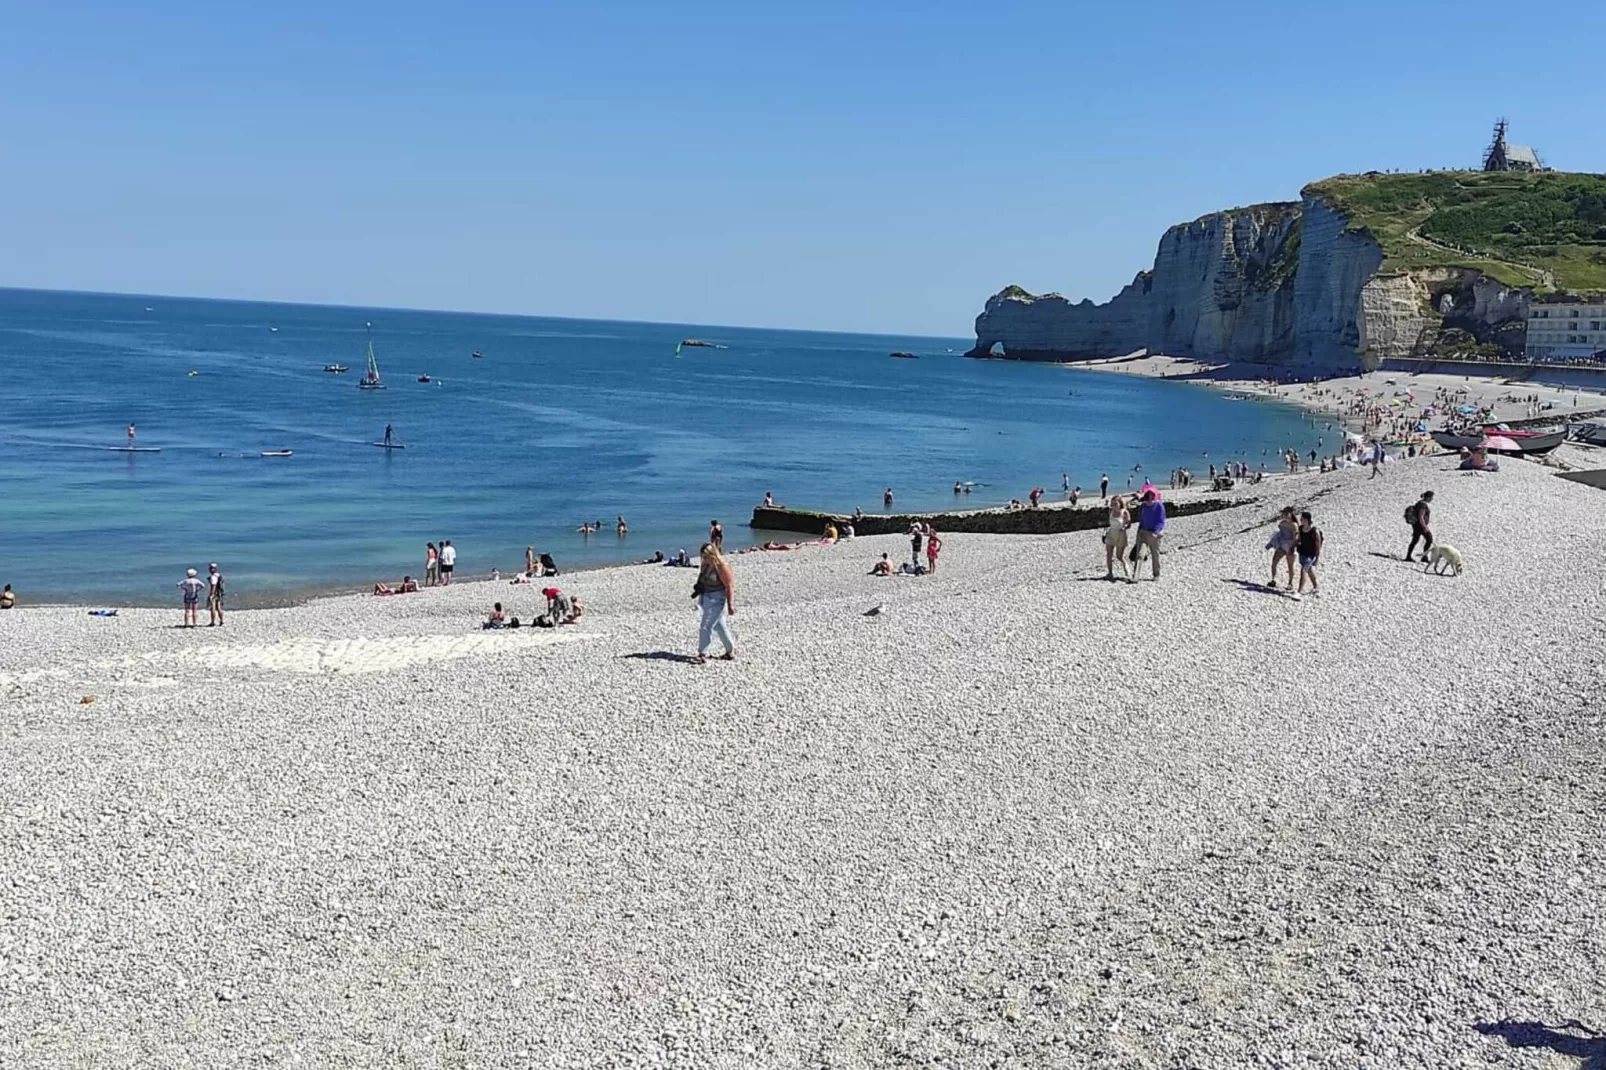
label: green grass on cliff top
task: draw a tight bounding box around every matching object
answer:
[1304,170,1606,293]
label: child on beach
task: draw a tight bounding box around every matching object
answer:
[926,530,942,574]
[177,568,203,627]
[1293,512,1323,600]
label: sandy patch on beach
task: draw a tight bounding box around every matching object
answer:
[0,628,588,692]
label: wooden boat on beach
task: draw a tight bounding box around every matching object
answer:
[1431,428,1565,454]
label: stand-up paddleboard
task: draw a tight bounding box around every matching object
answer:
[261,450,293,457]
[108,446,162,453]
[371,441,406,450]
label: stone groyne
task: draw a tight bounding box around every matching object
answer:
[750,496,1260,537]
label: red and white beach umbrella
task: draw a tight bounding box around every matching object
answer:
[1480,435,1521,452]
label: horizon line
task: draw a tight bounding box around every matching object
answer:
[0,284,972,344]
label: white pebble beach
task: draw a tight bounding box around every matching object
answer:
[3,452,1604,1068]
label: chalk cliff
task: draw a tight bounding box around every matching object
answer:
[970,174,1559,369]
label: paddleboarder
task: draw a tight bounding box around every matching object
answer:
[127,423,136,446]
[384,423,393,447]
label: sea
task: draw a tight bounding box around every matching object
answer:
[0,288,1330,604]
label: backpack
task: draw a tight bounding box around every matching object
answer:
[1404,502,1420,525]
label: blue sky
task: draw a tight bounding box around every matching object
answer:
[3,0,1603,335]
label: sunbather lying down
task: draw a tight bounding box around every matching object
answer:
[374,576,420,596]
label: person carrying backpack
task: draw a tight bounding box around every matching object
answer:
[1405,491,1434,562]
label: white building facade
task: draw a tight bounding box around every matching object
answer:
[1525,302,1606,361]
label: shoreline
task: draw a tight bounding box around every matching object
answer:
[1068,350,1606,433]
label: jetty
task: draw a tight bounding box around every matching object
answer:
[750,494,1258,537]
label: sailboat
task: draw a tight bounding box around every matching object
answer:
[358,323,385,390]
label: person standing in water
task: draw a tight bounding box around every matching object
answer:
[692,542,736,664]
[709,519,724,549]
[384,424,393,447]
[126,423,136,446]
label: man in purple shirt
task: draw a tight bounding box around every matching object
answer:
[1135,490,1166,580]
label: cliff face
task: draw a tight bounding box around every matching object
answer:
[1148,204,1300,362]
[970,276,1150,360]
[1291,194,1384,365]
[971,179,1544,369]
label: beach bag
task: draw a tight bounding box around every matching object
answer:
[1404,502,1420,526]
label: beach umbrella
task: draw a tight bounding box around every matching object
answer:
[1457,405,1477,415]
[1480,435,1521,451]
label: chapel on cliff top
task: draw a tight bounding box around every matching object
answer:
[1482,118,1548,172]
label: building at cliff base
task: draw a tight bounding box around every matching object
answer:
[1526,301,1606,361]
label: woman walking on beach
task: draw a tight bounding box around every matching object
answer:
[1266,507,1298,589]
[1405,491,1434,562]
[1104,495,1131,580]
[692,542,735,664]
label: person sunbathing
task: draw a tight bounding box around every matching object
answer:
[870,553,893,576]
[483,602,508,629]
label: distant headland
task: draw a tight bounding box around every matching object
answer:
[970,121,1606,371]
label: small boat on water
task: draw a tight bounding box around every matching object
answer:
[261,450,293,458]
[681,339,714,348]
[358,324,385,390]
[417,374,431,383]
[471,351,483,359]
[323,364,348,374]
[890,351,918,359]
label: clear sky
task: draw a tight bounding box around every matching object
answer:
[4,0,1604,335]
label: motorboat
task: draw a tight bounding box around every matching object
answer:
[261,450,293,458]
[323,364,349,374]
[417,374,431,383]
[890,351,919,359]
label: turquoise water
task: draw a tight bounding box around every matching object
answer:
[0,288,1327,603]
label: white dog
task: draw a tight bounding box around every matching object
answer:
[1424,544,1464,576]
